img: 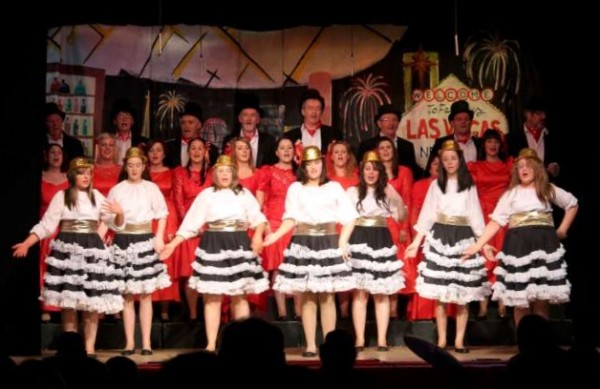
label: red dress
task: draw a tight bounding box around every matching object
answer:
[258,165,297,271]
[93,164,121,196]
[172,166,213,278]
[468,160,512,284]
[327,170,359,191]
[388,166,415,293]
[40,179,69,312]
[150,169,180,302]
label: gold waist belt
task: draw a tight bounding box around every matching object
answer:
[60,220,98,233]
[355,216,388,228]
[207,219,247,232]
[437,214,470,226]
[294,222,337,236]
[509,211,554,228]
[121,221,153,234]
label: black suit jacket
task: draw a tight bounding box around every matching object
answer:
[45,131,85,163]
[506,125,558,166]
[221,131,278,167]
[357,135,422,179]
[282,125,343,154]
[164,137,219,168]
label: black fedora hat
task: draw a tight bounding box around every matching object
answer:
[45,102,66,120]
[180,101,204,123]
[375,104,401,122]
[523,96,546,112]
[299,88,325,111]
[448,100,474,121]
[235,92,263,117]
[110,98,137,122]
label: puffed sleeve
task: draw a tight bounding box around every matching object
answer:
[385,184,406,221]
[243,189,267,228]
[94,190,114,224]
[334,183,359,225]
[489,189,513,227]
[31,190,65,239]
[282,182,301,222]
[176,189,209,239]
[106,185,126,231]
[414,180,438,234]
[150,182,169,220]
[551,184,578,210]
[467,186,485,237]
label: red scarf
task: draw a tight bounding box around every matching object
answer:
[304,121,322,137]
[181,137,191,145]
[526,126,543,143]
[117,132,131,141]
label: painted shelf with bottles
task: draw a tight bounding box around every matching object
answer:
[46,64,105,157]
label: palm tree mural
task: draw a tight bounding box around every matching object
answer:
[463,31,521,103]
[156,90,186,137]
[340,74,390,145]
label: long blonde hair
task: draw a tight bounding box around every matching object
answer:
[230,137,256,172]
[509,157,555,204]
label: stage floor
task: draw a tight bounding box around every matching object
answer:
[15,345,518,367]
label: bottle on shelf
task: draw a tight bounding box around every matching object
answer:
[74,79,86,95]
[73,98,79,113]
[65,98,72,113]
[82,119,88,136]
[81,98,87,114]
[64,117,71,132]
[50,77,60,93]
[59,79,70,94]
[73,119,79,135]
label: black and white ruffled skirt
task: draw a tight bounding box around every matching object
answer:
[492,225,569,308]
[188,231,268,295]
[43,232,123,314]
[416,223,490,304]
[274,235,356,293]
[348,226,404,294]
[112,233,172,295]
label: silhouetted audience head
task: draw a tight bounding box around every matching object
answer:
[55,332,86,359]
[158,351,221,386]
[17,359,65,388]
[106,356,139,386]
[319,329,356,371]
[516,314,557,353]
[219,317,286,371]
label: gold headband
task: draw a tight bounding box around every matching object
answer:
[123,147,147,164]
[68,157,93,172]
[301,145,323,162]
[361,150,381,163]
[214,154,236,169]
[438,139,461,155]
[516,148,542,163]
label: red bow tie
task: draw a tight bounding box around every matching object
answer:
[117,132,131,141]
[304,121,322,137]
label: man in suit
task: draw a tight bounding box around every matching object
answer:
[109,99,148,164]
[428,100,481,167]
[282,88,343,153]
[165,101,209,168]
[44,102,84,163]
[357,104,422,179]
[506,98,560,178]
[221,94,277,167]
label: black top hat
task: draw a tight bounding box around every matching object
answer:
[299,88,325,111]
[448,100,474,121]
[523,97,546,112]
[375,104,401,122]
[45,102,65,120]
[110,98,137,122]
[180,102,204,123]
[235,92,263,117]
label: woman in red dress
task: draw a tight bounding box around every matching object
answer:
[256,137,299,320]
[147,140,181,321]
[172,137,212,320]
[325,140,358,319]
[93,133,121,196]
[376,137,414,319]
[468,129,511,319]
[40,143,69,321]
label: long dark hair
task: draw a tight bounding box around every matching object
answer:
[187,137,209,185]
[437,149,473,193]
[477,129,507,162]
[64,167,96,210]
[375,137,399,179]
[43,143,68,172]
[297,158,329,185]
[356,160,390,213]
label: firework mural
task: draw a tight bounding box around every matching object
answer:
[463,31,521,103]
[340,74,391,146]
[156,90,186,137]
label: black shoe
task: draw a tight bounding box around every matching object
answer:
[292,315,301,321]
[275,315,287,321]
[302,351,317,357]
[476,314,487,321]
[377,346,389,352]
[355,346,365,352]
[120,349,135,356]
[87,353,97,359]
[454,347,470,354]
[141,349,153,356]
